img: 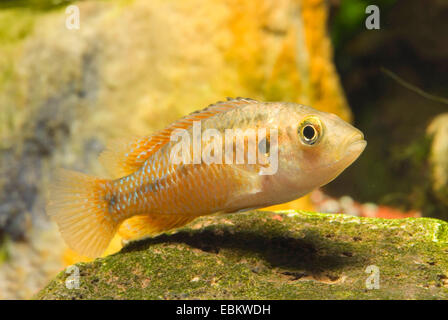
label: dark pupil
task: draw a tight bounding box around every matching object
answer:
[303,125,316,140]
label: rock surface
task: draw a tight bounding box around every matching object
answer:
[37,210,448,299]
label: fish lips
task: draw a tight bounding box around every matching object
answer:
[321,136,367,175]
[346,139,367,157]
[331,138,367,178]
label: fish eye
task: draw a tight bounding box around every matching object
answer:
[298,116,322,145]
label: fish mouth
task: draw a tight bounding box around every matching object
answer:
[293,131,366,190]
[304,132,366,174]
[315,133,366,183]
[341,131,366,160]
[299,133,366,190]
[319,132,366,171]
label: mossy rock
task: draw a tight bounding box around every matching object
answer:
[36,211,448,299]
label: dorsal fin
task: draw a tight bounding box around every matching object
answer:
[99,98,259,178]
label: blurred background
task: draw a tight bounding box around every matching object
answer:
[0,0,447,299]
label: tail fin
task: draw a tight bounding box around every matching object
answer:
[46,169,118,258]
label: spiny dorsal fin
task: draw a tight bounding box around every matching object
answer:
[99,98,259,178]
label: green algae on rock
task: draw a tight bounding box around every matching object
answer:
[37,210,448,300]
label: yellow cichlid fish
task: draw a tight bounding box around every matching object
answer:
[47,98,366,257]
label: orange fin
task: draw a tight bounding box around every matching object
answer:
[99,98,259,178]
[98,136,153,178]
[46,169,120,258]
[118,214,197,242]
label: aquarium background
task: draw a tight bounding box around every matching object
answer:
[0,0,447,299]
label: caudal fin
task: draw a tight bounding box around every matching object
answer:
[46,169,118,258]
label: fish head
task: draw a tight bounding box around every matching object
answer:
[274,104,366,193]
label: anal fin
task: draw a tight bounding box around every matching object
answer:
[118,214,197,242]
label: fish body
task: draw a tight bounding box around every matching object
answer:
[47,98,366,257]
